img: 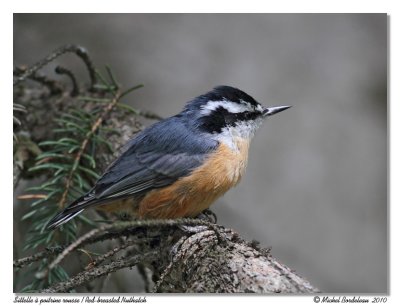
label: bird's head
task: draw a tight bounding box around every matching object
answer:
[182,86,291,143]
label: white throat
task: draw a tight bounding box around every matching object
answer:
[212,118,263,151]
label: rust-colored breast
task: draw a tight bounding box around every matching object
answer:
[136,138,250,219]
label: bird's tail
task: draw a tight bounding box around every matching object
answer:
[46,194,96,230]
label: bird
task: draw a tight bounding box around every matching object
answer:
[46,85,291,229]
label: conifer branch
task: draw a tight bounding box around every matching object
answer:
[58,89,122,209]
[14,45,143,291]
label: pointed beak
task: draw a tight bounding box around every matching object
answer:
[262,105,292,117]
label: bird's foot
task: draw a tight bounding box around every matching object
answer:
[177,209,218,234]
[178,224,208,234]
[196,209,217,224]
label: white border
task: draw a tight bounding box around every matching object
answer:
[2,1,398,305]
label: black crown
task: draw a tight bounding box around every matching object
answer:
[202,85,260,107]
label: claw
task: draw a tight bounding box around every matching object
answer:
[196,209,217,223]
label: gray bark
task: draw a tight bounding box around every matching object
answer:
[141,226,319,293]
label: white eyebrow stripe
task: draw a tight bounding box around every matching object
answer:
[200,100,252,115]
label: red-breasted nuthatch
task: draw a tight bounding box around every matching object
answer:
[47,86,291,229]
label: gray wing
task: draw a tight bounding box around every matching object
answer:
[89,116,218,202]
[93,151,207,199]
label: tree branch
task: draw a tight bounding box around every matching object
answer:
[13,44,97,89]
[41,252,158,293]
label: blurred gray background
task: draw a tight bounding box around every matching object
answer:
[13,14,387,293]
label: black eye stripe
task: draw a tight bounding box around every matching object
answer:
[198,106,262,134]
[234,110,260,121]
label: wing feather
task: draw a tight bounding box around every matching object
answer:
[91,117,217,201]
